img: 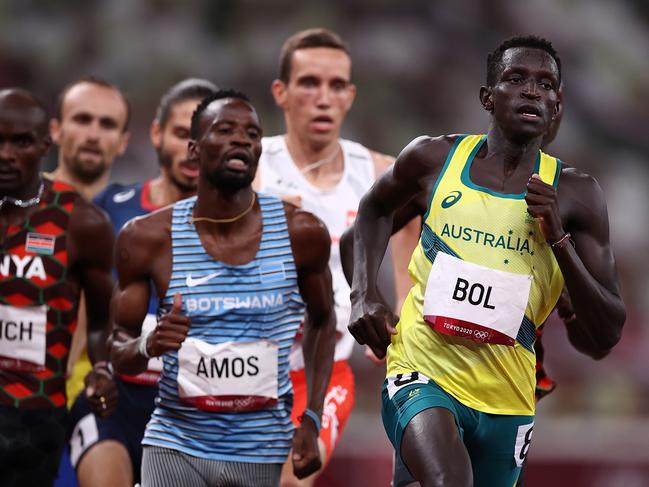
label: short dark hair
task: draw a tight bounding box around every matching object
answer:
[278,28,350,83]
[190,89,252,140]
[56,76,131,131]
[155,78,218,128]
[486,35,561,87]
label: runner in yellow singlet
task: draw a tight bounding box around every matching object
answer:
[346,36,625,487]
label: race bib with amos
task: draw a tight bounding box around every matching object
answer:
[177,338,279,412]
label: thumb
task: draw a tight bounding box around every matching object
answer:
[85,374,96,397]
[171,293,183,314]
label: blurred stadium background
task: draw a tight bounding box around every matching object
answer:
[2,1,648,485]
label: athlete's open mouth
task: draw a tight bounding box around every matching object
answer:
[223,150,251,171]
[179,160,200,179]
[78,145,102,155]
[517,104,542,119]
[313,115,333,123]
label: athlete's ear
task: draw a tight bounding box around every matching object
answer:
[343,82,356,112]
[150,120,162,150]
[116,131,130,157]
[479,86,494,113]
[271,79,287,107]
[552,85,563,121]
[187,139,199,161]
[49,118,61,145]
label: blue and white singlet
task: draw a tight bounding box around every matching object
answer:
[142,193,305,463]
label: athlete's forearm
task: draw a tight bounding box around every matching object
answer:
[302,312,335,417]
[350,192,395,303]
[86,321,111,365]
[553,245,626,358]
[110,329,150,375]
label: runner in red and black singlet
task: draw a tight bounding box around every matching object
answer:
[0,88,115,487]
[0,180,82,408]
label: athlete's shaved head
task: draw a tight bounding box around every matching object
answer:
[0,88,49,136]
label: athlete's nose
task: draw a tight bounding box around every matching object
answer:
[0,140,16,162]
[521,79,540,99]
[316,85,332,108]
[231,126,252,147]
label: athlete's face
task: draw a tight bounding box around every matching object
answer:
[272,47,356,148]
[0,93,50,197]
[190,99,262,190]
[50,82,129,184]
[151,98,202,192]
[482,47,560,143]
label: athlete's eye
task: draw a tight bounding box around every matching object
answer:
[330,80,349,92]
[13,135,34,148]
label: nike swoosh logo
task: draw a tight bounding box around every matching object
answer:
[113,188,136,203]
[185,271,224,287]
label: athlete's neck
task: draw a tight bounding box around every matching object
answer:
[49,166,108,200]
[284,132,344,189]
[194,183,257,233]
[147,174,195,208]
[485,126,542,177]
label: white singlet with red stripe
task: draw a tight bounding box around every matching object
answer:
[259,135,375,369]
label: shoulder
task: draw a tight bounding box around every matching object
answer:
[390,135,458,182]
[399,134,457,164]
[284,203,331,267]
[558,164,607,213]
[261,135,284,154]
[67,198,114,260]
[93,182,141,208]
[117,206,173,249]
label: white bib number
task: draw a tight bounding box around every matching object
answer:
[0,304,47,372]
[177,338,278,412]
[514,422,534,467]
[423,253,531,346]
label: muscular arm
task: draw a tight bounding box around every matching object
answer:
[110,211,172,374]
[370,150,422,311]
[288,206,335,418]
[348,136,448,357]
[287,206,335,478]
[68,201,114,366]
[527,169,626,358]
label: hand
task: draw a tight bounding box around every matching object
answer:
[85,365,118,417]
[525,174,565,243]
[348,299,398,359]
[291,415,322,479]
[146,293,191,357]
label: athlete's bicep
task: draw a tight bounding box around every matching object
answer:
[112,222,157,338]
[569,180,621,295]
[289,208,334,327]
[69,201,114,332]
[298,266,335,328]
[111,279,151,339]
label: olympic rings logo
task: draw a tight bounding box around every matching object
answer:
[473,330,490,341]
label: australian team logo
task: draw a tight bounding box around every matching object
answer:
[441,191,462,209]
